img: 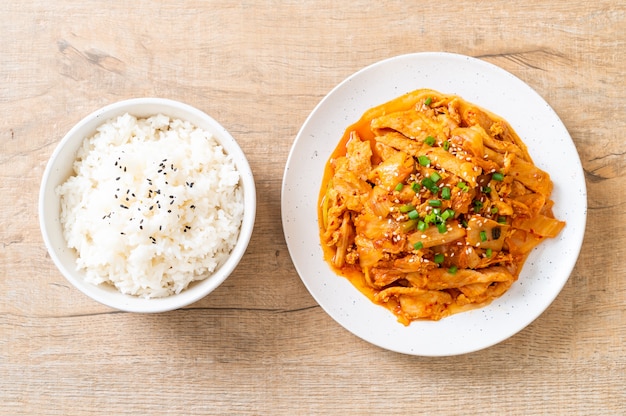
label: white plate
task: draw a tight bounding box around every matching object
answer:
[281,52,586,356]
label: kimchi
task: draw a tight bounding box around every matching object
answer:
[319,89,565,323]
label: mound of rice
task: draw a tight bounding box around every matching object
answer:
[57,113,244,298]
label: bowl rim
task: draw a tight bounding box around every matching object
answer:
[39,97,256,313]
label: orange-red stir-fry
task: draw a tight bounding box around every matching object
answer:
[319,89,565,323]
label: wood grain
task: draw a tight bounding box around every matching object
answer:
[1,1,624,414]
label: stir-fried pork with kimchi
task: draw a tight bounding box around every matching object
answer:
[319,89,565,323]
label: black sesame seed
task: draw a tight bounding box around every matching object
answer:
[116,177,120,181]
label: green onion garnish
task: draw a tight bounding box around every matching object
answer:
[408,209,420,220]
[421,177,439,195]
[400,204,415,213]
[413,241,423,250]
[480,230,488,242]
[434,253,445,264]
[441,186,451,200]
[437,223,447,234]
[441,208,455,221]
[486,248,493,258]
[430,172,441,183]
[497,216,507,224]
[418,155,431,166]
[428,199,442,207]
[443,140,450,151]
[448,265,458,274]
[492,172,505,181]
[417,220,427,231]
[482,186,491,194]
[424,97,432,106]
[394,183,404,192]
[457,181,469,192]
[411,182,420,192]
[424,136,435,146]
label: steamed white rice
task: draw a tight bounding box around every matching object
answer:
[57,113,244,298]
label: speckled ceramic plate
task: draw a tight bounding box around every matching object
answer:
[281,52,586,356]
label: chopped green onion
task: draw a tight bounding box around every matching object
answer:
[430,172,441,183]
[448,265,458,274]
[428,199,442,207]
[418,155,431,166]
[480,230,488,242]
[400,204,415,213]
[421,178,439,195]
[441,208,455,221]
[411,182,420,192]
[424,97,432,106]
[473,200,484,211]
[421,177,434,188]
[437,223,448,234]
[424,136,435,146]
[408,209,420,220]
[441,186,451,200]
[413,241,423,250]
[457,181,469,192]
[402,219,418,232]
[434,253,445,264]
[490,206,499,214]
[482,186,491,194]
[497,216,507,224]
[492,172,505,181]
[443,140,450,151]
[432,207,441,215]
[417,220,427,231]
[424,212,436,224]
[486,248,493,258]
[394,183,404,192]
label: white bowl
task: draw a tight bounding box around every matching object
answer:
[39,98,256,313]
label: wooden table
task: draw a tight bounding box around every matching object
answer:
[2,1,624,414]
